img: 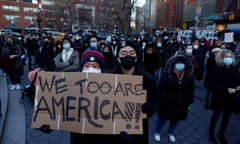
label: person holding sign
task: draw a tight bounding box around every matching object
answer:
[71,49,116,144]
[154,55,195,143]
[33,46,149,144]
[114,39,157,144]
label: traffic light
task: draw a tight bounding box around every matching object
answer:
[229,14,235,21]
[182,23,187,29]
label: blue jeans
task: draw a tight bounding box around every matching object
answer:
[28,55,36,69]
[155,117,178,134]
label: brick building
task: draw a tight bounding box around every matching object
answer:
[145,0,184,30]
[0,0,131,33]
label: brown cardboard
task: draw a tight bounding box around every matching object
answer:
[31,72,146,134]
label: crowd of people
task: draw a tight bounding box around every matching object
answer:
[0,30,240,144]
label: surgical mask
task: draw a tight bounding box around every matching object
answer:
[157,43,162,47]
[82,67,101,73]
[175,63,185,71]
[75,36,80,40]
[90,42,97,49]
[63,43,71,50]
[112,41,117,45]
[223,57,233,66]
[193,45,199,49]
[200,43,205,46]
[119,55,136,69]
[185,49,193,55]
[100,44,106,49]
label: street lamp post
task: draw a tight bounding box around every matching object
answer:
[37,0,42,32]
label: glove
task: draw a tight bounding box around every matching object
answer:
[37,124,53,133]
[119,131,132,144]
[21,55,27,62]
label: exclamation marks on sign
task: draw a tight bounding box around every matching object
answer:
[125,102,141,130]
[135,103,141,130]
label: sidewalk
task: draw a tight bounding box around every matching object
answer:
[0,74,8,140]
[0,78,25,144]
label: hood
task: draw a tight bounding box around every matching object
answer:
[215,49,236,67]
[165,55,194,76]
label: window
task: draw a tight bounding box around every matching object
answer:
[24,7,38,13]
[42,0,54,5]
[3,15,20,21]
[2,5,19,11]
[25,16,37,22]
[42,9,55,13]
[23,0,32,2]
[45,17,55,21]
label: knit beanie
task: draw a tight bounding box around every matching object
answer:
[80,49,105,69]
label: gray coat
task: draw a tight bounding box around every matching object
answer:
[54,50,80,72]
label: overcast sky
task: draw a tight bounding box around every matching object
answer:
[136,0,145,7]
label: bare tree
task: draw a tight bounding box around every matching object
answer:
[41,0,79,32]
[41,0,139,34]
[102,0,139,35]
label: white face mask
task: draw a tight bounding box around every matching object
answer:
[82,67,101,73]
[185,49,193,55]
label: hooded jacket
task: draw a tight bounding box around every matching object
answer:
[157,55,195,120]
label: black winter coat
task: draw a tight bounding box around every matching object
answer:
[37,45,55,71]
[157,55,195,121]
[210,66,239,111]
[203,55,217,90]
[157,72,195,120]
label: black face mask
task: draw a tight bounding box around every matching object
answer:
[119,55,136,69]
[44,41,50,47]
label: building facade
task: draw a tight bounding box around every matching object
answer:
[145,0,184,31]
[183,0,240,30]
[0,0,131,33]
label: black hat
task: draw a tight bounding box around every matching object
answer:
[116,39,138,57]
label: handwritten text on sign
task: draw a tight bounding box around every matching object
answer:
[31,72,146,134]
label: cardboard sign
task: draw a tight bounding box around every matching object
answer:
[31,72,147,134]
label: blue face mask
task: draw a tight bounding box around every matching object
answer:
[90,42,97,49]
[223,57,233,66]
[157,43,162,47]
[175,63,185,71]
[63,43,71,50]
[112,41,117,45]
[193,45,199,49]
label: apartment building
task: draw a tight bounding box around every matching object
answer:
[0,0,131,33]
